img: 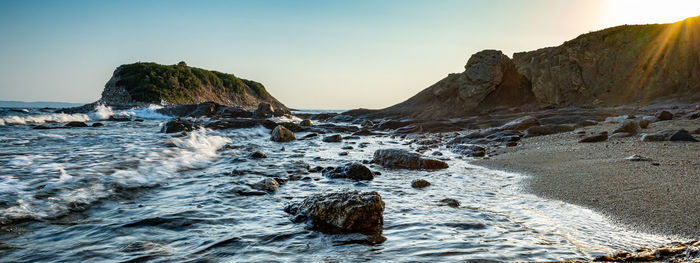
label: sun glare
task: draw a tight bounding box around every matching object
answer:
[603,0,700,26]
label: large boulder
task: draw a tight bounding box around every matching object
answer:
[322,162,374,181]
[284,191,385,235]
[161,118,195,133]
[669,129,698,142]
[271,125,296,142]
[373,149,448,170]
[655,110,673,121]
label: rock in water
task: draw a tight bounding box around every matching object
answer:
[612,120,640,135]
[439,198,460,208]
[579,132,608,143]
[450,145,486,157]
[373,149,448,170]
[411,179,431,188]
[300,119,313,126]
[251,178,279,193]
[638,119,650,129]
[65,121,88,127]
[91,122,104,127]
[499,116,540,131]
[322,134,343,143]
[250,151,267,158]
[284,191,385,235]
[655,110,673,121]
[162,118,195,133]
[669,129,698,142]
[271,125,296,142]
[322,162,374,181]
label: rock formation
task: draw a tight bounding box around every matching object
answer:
[350,15,700,119]
[99,61,288,111]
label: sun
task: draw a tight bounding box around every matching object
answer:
[603,0,700,26]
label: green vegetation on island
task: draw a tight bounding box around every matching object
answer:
[114,61,268,103]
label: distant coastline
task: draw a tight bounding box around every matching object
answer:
[0,100,86,108]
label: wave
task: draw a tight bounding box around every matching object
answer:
[0,129,230,223]
[0,104,170,126]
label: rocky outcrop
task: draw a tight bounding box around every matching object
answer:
[284,191,385,235]
[348,16,700,119]
[322,162,374,181]
[83,61,288,112]
[373,149,448,170]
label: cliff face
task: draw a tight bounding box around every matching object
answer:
[514,16,700,107]
[365,16,700,119]
[99,61,288,110]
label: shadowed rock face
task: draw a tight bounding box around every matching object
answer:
[350,16,700,119]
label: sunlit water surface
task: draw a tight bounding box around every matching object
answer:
[0,106,674,262]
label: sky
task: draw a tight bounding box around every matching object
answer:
[1,0,699,109]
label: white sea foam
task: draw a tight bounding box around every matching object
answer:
[0,113,91,125]
[117,104,169,119]
[0,128,230,223]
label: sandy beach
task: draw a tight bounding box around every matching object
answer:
[473,116,700,239]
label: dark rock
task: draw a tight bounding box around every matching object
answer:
[579,132,608,143]
[162,118,195,133]
[450,145,486,157]
[338,152,349,156]
[361,120,374,127]
[327,114,354,123]
[669,129,698,142]
[353,129,378,136]
[250,151,267,158]
[310,112,338,121]
[693,128,700,134]
[65,121,88,127]
[33,125,66,130]
[341,146,354,150]
[107,116,131,122]
[280,122,304,132]
[612,120,640,135]
[253,103,275,119]
[432,151,443,156]
[300,119,313,126]
[638,119,650,129]
[251,178,279,192]
[506,141,518,147]
[205,119,275,130]
[373,149,448,170]
[322,134,343,143]
[524,124,575,137]
[284,191,385,235]
[439,198,460,208]
[302,133,318,139]
[271,125,296,142]
[411,179,431,188]
[218,106,253,118]
[655,110,673,121]
[322,162,374,180]
[91,122,104,127]
[189,101,219,117]
[273,108,287,117]
[640,132,668,142]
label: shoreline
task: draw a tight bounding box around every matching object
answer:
[471,117,700,240]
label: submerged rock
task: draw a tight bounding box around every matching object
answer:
[284,191,385,235]
[162,118,195,133]
[373,149,448,170]
[251,178,279,192]
[411,179,431,188]
[322,162,374,181]
[91,122,104,127]
[439,198,460,208]
[205,119,276,130]
[250,151,267,158]
[271,125,296,142]
[65,121,88,127]
[322,134,343,143]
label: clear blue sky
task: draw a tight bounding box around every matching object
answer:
[1,0,697,109]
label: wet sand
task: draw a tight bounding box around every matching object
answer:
[472,118,700,239]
